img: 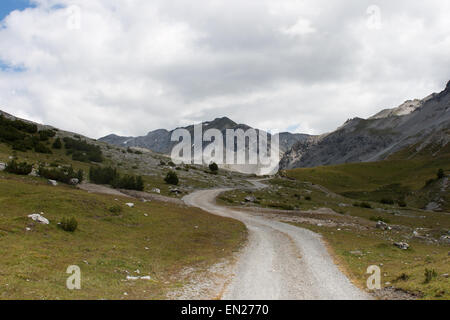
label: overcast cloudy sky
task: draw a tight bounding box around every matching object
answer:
[0,0,449,138]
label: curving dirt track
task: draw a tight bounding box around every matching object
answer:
[183,188,371,300]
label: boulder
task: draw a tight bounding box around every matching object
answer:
[244,196,256,203]
[0,162,5,171]
[394,242,409,250]
[125,203,135,208]
[48,179,58,186]
[152,188,161,194]
[28,168,39,177]
[28,213,50,225]
[376,221,391,231]
[440,235,450,244]
[69,178,79,185]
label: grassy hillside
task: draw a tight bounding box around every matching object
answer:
[283,155,450,211]
[0,173,246,299]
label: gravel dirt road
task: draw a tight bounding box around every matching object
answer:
[183,188,371,300]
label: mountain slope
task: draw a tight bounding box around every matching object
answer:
[281,81,450,169]
[99,117,309,155]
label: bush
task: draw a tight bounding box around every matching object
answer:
[380,198,394,205]
[437,168,445,179]
[397,199,407,207]
[164,171,179,185]
[34,143,52,154]
[268,203,295,211]
[52,137,62,149]
[89,166,118,185]
[63,137,103,163]
[5,160,33,175]
[209,162,219,173]
[38,165,83,184]
[59,217,78,232]
[305,196,312,201]
[39,129,56,141]
[353,202,372,209]
[108,205,122,215]
[89,166,144,191]
[424,269,438,284]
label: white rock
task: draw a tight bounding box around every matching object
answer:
[69,178,79,185]
[28,213,50,225]
[125,203,134,208]
[0,162,6,171]
[48,179,58,186]
[152,188,161,194]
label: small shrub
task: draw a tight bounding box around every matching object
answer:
[268,203,295,211]
[380,198,394,205]
[34,143,52,154]
[354,202,372,209]
[59,217,78,232]
[437,168,445,179]
[38,165,83,184]
[52,137,62,149]
[209,162,219,173]
[164,171,179,185]
[5,160,33,175]
[108,205,122,215]
[424,268,438,284]
[305,196,312,201]
[397,199,407,208]
[395,273,410,282]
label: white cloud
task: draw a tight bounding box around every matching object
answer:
[0,0,449,138]
[281,18,316,36]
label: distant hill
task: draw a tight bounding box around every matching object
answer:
[99,116,310,155]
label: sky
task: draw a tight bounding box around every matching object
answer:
[0,0,449,138]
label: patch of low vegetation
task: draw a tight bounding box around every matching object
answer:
[353,202,372,209]
[0,115,56,154]
[5,159,33,175]
[38,165,84,184]
[285,156,450,211]
[59,217,78,232]
[64,137,103,163]
[209,162,219,174]
[424,269,438,284]
[164,171,179,185]
[89,166,144,191]
[108,205,123,215]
